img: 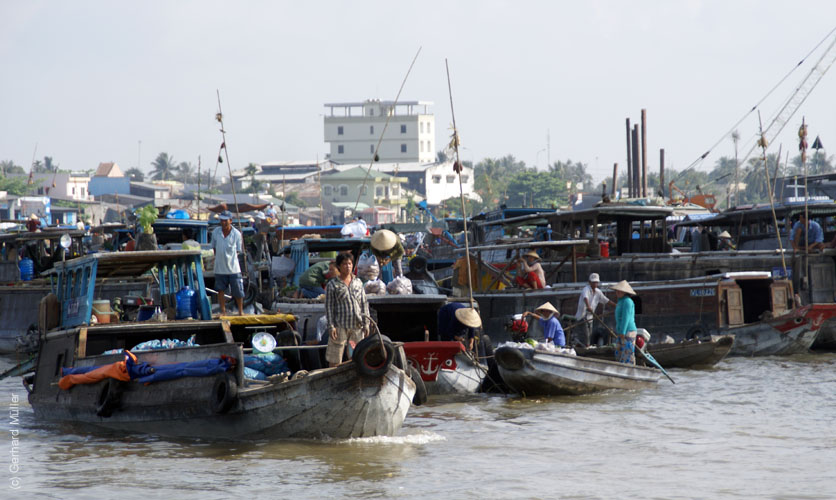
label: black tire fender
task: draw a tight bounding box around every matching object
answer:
[352,334,395,378]
[494,347,526,371]
[409,366,428,406]
[210,372,238,414]
[687,325,707,340]
[96,379,123,418]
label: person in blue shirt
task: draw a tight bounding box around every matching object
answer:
[612,280,638,364]
[790,213,824,252]
[437,302,481,351]
[211,211,244,315]
[523,302,565,346]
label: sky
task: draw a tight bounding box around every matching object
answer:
[2,0,836,187]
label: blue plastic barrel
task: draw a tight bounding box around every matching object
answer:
[175,286,197,320]
[19,257,34,281]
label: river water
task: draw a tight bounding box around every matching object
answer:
[1,352,835,500]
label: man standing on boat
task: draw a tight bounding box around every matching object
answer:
[791,213,825,252]
[211,210,245,316]
[573,273,614,347]
[324,253,370,367]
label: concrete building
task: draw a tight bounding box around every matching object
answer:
[324,100,435,164]
[88,162,130,197]
[320,166,407,223]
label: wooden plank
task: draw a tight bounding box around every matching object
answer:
[76,327,88,358]
[726,287,744,325]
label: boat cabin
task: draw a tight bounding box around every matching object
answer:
[0,229,86,282]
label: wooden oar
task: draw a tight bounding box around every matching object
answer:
[591,311,675,384]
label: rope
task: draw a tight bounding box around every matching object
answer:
[352,47,422,212]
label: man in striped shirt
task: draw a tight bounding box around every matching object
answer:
[324,253,369,367]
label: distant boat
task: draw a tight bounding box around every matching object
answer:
[576,335,735,368]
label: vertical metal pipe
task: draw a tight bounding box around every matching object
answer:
[632,126,640,198]
[659,149,665,199]
[625,118,633,197]
[612,163,618,197]
[641,109,648,197]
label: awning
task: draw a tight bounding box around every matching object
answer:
[207,202,270,214]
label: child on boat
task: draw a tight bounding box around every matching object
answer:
[522,302,565,346]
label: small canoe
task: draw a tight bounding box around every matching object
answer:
[494,345,660,396]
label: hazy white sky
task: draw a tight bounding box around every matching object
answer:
[2,1,835,185]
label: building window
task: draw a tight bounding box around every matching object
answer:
[369,108,375,116]
[324,185,333,196]
[447,175,456,183]
[339,185,348,196]
[361,185,368,196]
[370,145,375,154]
[71,187,76,195]
[420,141,424,153]
[432,175,441,184]
[420,122,424,134]
[338,145,344,154]
[337,126,344,135]
[427,123,431,134]
[370,125,374,135]
[401,144,407,153]
[400,124,407,134]
[375,185,384,197]
[391,185,399,197]
[461,175,469,183]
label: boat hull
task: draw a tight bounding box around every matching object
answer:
[577,335,735,368]
[426,353,486,395]
[494,346,659,396]
[29,341,415,440]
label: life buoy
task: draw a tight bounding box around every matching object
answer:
[210,372,238,414]
[494,347,526,371]
[352,334,395,378]
[96,379,123,418]
[409,366,428,405]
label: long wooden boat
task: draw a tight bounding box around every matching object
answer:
[24,251,415,439]
[403,342,486,395]
[494,345,660,396]
[576,335,734,368]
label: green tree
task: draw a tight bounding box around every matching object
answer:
[0,176,29,195]
[150,152,177,181]
[124,167,145,182]
[548,159,594,192]
[0,160,25,176]
[178,161,195,184]
[285,192,306,208]
[741,154,781,204]
[505,169,567,207]
[787,152,835,176]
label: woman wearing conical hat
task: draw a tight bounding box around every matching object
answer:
[438,302,482,351]
[515,250,545,289]
[522,301,565,346]
[371,229,405,277]
[612,280,638,364]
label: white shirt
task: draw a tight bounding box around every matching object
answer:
[211,226,242,275]
[575,284,609,320]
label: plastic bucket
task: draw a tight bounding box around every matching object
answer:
[137,305,156,321]
[19,257,34,281]
[92,299,112,324]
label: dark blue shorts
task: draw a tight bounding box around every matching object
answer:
[215,273,245,298]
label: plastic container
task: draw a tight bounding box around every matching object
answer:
[19,257,34,281]
[92,299,112,324]
[175,286,197,320]
[599,241,610,258]
[137,305,156,321]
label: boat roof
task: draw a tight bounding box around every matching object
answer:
[290,237,370,252]
[547,204,674,223]
[0,229,85,242]
[456,239,589,253]
[677,201,836,227]
[49,250,202,278]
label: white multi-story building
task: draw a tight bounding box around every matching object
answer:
[324,99,436,164]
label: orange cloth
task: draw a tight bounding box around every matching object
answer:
[453,256,479,287]
[58,360,131,390]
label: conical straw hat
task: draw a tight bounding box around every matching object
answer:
[371,229,397,251]
[522,250,541,260]
[718,231,731,238]
[611,280,636,296]
[454,307,482,328]
[534,302,559,315]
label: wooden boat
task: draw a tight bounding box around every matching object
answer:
[494,345,660,396]
[24,250,415,439]
[475,272,836,357]
[403,341,486,395]
[576,335,735,368]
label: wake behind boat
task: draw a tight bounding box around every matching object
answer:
[494,343,660,396]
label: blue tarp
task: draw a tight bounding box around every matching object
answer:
[62,351,234,384]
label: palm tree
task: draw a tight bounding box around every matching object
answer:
[43,156,59,173]
[178,161,195,184]
[150,153,177,181]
